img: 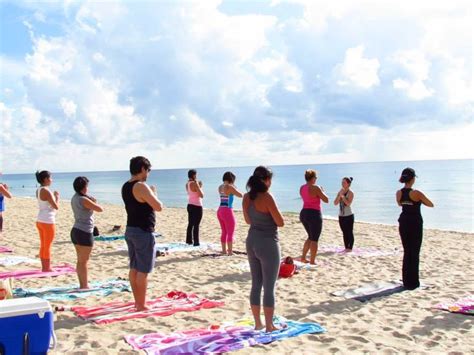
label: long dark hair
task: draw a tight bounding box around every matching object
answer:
[246,166,273,200]
[73,176,89,196]
[35,170,51,185]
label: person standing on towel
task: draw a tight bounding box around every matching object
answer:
[217,171,243,255]
[0,180,13,236]
[35,170,59,272]
[71,176,104,289]
[186,169,204,246]
[243,166,284,332]
[334,177,355,251]
[299,169,328,264]
[396,168,434,290]
[122,156,163,311]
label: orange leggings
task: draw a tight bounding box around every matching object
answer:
[36,222,55,259]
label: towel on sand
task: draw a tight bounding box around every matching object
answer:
[124,316,325,354]
[14,278,131,301]
[0,263,76,280]
[72,291,224,325]
[434,295,474,315]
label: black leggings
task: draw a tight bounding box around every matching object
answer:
[0,213,3,232]
[339,214,354,250]
[399,215,423,290]
[186,204,203,246]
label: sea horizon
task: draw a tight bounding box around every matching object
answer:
[2,159,472,233]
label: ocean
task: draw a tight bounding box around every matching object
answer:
[1,159,472,233]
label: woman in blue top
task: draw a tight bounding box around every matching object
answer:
[217,171,243,255]
[396,168,434,290]
[0,182,13,236]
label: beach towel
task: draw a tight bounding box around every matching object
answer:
[331,281,406,302]
[0,263,76,280]
[117,241,218,253]
[95,232,162,241]
[319,245,400,257]
[200,250,247,258]
[0,246,12,253]
[72,291,224,325]
[14,278,131,301]
[0,255,40,266]
[124,316,325,354]
[434,295,474,315]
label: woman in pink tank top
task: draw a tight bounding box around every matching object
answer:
[186,169,204,246]
[299,169,328,264]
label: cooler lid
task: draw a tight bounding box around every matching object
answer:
[0,296,52,318]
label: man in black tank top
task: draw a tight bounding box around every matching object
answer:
[122,156,163,311]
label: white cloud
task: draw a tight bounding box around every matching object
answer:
[60,98,77,118]
[336,45,380,89]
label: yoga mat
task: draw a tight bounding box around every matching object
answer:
[14,278,131,301]
[0,263,76,280]
[72,291,224,325]
[434,295,474,315]
[124,316,325,354]
[200,250,247,258]
[0,246,13,253]
[233,258,320,273]
[0,255,40,266]
[319,245,400,257]
[95,232,162,241]
[117,241,218,253]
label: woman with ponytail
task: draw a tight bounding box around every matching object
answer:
[243,166,284,332]
[71,176,103,289]
[334,177,355,251]
[35,170,59,272]
[299,169,328,264]
[396,168,433,290]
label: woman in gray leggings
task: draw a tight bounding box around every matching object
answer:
[243,166,284,332]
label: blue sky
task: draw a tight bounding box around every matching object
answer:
[0,0,472,173]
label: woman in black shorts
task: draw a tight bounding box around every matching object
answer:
[71,177,103,289]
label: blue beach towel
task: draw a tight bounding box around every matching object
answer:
[14,278,131,301]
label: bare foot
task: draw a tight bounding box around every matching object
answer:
[254,323,265,331]
[265,323,288,332]
[227,252,233,256]
[309,260,317,265]
[42,269,53,272]
[135,305,150,312]
[345,248,352,253]
[300,258,309,263]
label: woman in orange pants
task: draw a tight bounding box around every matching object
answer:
[35,170,59,272]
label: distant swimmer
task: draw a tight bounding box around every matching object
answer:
[396,168,434,290]
[217,171,243,255]
[299,169,328,264]
[334,177,355,251]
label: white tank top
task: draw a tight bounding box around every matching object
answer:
[37,187,56,224]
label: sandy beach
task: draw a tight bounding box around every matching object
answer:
[1,197,472,354]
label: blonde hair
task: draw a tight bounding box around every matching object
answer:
[304,169,317,182]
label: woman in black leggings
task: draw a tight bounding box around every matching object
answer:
[186,169,204,246]
[334,177,355,251]
[396,168,434,290]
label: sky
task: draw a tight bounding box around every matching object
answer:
[0,0,472,173]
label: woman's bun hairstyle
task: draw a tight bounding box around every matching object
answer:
[35,170,51,184]
[246,166,273,200]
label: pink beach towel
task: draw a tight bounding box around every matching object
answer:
[435,295,474,315]
[72,291,225,325]
[0,246,13,253]
[0,263,76,280]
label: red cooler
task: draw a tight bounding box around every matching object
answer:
[0,297,55,354]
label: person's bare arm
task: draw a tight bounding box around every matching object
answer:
[396,190,402,206]
[314,185,329,203]
[341,190,354,206]
[266,193,284,227]
[0,184,12,198]
[225,184,243,198]
[412,190,434,207]
[242,194,251,225]
[193,181,204,198]
[82,197,104,212]
[333,189,343,206]
[40,188,59,210]
[134,182,163,211]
